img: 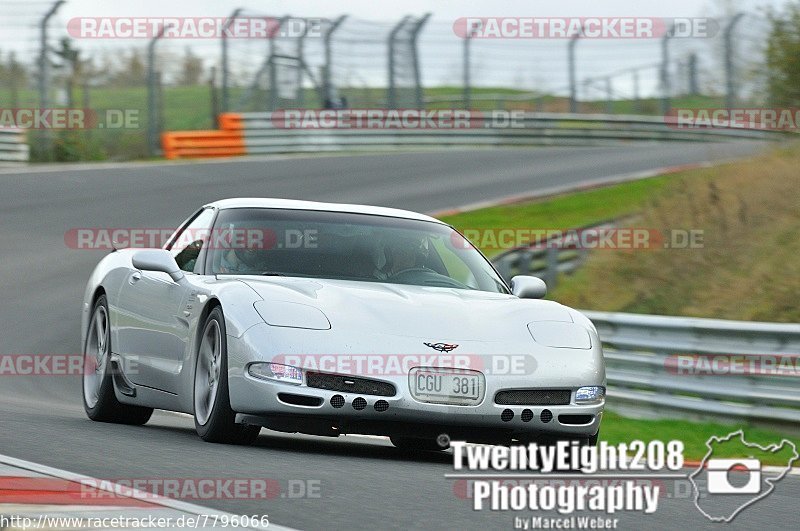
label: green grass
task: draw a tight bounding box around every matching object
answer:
[439,174,675,257]
[437,143,800,322]
[602,411,799,466]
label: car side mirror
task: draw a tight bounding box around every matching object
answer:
[511,275,547,299]
[132,249,185,282]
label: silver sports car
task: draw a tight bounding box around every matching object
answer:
[81,198,605,449]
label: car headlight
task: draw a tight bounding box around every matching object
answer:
[575,386,605,403]
[248,363,303,385]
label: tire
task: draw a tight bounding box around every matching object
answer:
[390,436,449,452]
[193,306,261,445]
[82,295,153,425]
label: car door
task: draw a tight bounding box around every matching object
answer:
[115,208,216,394]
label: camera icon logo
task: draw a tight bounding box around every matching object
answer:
[690,430,799,522]
[706,458,761,494]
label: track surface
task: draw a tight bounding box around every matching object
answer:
[1,144,796,530]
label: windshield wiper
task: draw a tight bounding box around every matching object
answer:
[260,271,286,276]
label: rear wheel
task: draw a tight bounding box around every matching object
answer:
[193,306,260,445]
[82,295,153,425]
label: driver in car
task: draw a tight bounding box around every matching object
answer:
[376,235,427,280]
[219,246,265,274]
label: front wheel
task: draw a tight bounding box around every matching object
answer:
[82,294,153,425]
[193,306,260,445]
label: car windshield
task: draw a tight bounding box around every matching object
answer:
[207,208,508,294]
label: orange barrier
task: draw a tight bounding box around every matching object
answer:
[161,113,244,159]
[218,112,244,131]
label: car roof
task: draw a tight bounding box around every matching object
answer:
[206,198,444,224]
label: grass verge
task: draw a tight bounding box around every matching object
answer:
[440,143,800,322]
[601,411,799,466]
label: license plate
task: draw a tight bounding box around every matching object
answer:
[409,367,485,405]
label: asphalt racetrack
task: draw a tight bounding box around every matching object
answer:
[1,143,796,530]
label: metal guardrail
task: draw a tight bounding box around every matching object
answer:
[582,311,800,428]
[238,112,784,155]
[491,219,618,288]
[162,112,787,158]
[0,129,29,162]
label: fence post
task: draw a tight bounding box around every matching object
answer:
[463,20,482,110]
[322,15,347,107]
[268,17,289,111]
[724,13,745,109]
[147,25,169,157]
[82,80,91,142]
[632,69,640,113]
[387,16,410,109]
[221,8,243,112]
[209,66,219,127]
[605,76,613,114]
[660,24,674,114]
[568,30,581,113]
[687,53,699,95]
[410,13,430,109]
[296,20,310,109]
[37,0,65,160]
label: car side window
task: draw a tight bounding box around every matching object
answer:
[169,208,216,273]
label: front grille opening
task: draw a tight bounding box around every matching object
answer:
[558,414,594,425]
[306,372,396,397]
[374,400,389,412]
[352,397,367,410]
[495,389,571,406]
[278,393,323,407]
[500,409,514,422]
[330,394,345,408]
[540,409,553,423]
[521,409,534,422]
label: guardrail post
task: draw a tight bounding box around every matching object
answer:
[147,25,170,157]
[221,8,243,113]
[724,13,745,109]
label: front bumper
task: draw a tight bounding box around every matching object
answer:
[227,324,605,442]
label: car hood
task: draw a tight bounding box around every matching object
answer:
[237,277,576,342]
